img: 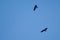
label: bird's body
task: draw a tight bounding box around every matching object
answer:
[33,5,38,11]
[41,28,48,32]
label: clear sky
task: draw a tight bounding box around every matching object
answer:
[0,0,60,40]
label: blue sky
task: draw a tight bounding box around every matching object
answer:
[0,0,60,40]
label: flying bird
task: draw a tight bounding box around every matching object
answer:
[33,5,38,11]
[41,28,48,32]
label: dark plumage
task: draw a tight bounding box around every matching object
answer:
[33,5,38,11]
[41,28,48,32]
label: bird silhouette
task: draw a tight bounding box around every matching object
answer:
[41,28,48,32]
[33,5,38,11]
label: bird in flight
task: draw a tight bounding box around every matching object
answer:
[41,28,48,32]
[33,5,38,11]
